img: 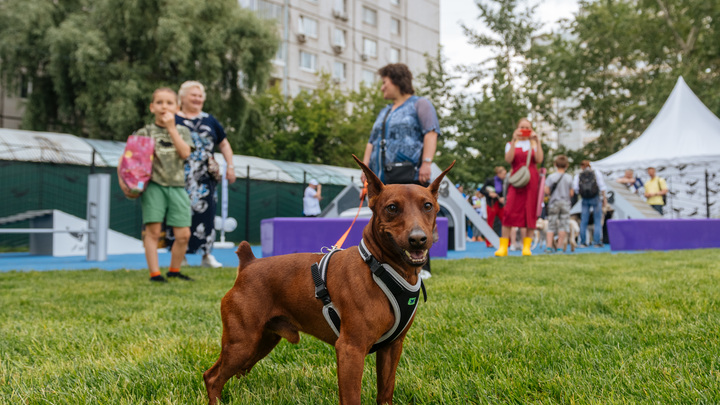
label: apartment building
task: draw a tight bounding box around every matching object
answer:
[0,84,26,130]
[242,0,440,95]
[0,1,439,130]
[536,98,600,151]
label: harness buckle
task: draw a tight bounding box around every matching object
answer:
[370,260,385,277]
[315,285,331,304]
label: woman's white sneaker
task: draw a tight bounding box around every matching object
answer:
[201,254,223,268]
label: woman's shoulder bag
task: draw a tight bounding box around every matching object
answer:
[507,144,533,188]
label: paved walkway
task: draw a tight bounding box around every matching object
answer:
[0,241,612,272]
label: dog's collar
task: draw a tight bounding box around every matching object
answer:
[310,241,427,353]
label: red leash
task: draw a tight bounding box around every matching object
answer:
[333,181,368,250]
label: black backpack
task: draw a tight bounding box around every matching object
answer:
[578,170,599,199]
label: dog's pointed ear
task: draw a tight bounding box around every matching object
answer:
[352,154,383,203]
[428,160,456,199]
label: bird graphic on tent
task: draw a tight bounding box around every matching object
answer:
[677,164,687,171]
[686,179,699,187]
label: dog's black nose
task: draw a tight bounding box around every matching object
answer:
[408,229,427,248]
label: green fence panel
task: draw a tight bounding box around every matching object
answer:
[1,161,347,249]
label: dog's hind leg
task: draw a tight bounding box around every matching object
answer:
[204,329,281,404]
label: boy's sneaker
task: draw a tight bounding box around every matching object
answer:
[593,243,604,248]
[579,244,588,248]
[201,254,223,268]
[544,247,556,254]
[167,272,194,281]
[150,275,167,283]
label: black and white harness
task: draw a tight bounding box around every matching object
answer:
[310,239,427,353]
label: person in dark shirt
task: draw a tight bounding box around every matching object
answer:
[479,166,507,247]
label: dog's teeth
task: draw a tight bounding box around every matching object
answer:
[404,249,428,263]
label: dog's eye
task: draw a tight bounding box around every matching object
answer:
[424,202,433,211]
[386,204,398,214]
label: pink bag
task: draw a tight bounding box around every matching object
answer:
[118,134,154,199]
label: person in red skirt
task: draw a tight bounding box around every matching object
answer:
[495,118,544,256]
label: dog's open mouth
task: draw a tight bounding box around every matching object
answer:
[404,249,428,265]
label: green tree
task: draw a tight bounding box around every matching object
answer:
[0,0,278,141]
[239,76,385,168]
[416,0,546,188]
[529,0,720,159]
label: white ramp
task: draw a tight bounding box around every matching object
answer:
[44,210,146,257]
[433,165,500,250]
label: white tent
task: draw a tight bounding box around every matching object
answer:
[593,77,720,218]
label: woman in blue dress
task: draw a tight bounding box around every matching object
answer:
[172,81,237,268]
[361,64,441,279]
[362,63,440,186]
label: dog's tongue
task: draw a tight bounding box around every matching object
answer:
[408,250,426,262]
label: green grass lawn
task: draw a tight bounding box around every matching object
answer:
[2,250,719,404]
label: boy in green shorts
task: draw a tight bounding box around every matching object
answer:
[119,87,194,282]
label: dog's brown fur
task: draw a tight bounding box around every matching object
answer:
[203,155,455,404]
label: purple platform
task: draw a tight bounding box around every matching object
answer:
[607,219,720,251]
[261,217,448,258]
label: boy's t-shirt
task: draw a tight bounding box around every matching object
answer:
[546,172,573,205]
[135,123,193,187]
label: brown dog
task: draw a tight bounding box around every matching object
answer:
[203,156,454,404]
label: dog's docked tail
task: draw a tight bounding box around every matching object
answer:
[236,241,256,271]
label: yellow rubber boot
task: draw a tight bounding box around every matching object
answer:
[522,237,533,256]
[494,237,509,257]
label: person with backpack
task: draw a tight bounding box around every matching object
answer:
[572,160,607,248]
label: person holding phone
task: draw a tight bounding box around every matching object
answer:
[495,118,544,257]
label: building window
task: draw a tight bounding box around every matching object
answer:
[334,0,346,13]
[391,18,400,35]
[240,0,283,21]
[300,51,317,72]
[333,28,346,47]
[257,0,283,20]
[363,38,377,58]
[362,69,376,84]
[19,75,32,99]
[274,42,287,63]
[298,16,318,38]
[389,47,400,63]
[362,6,377,26]
[333,62,346,82]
